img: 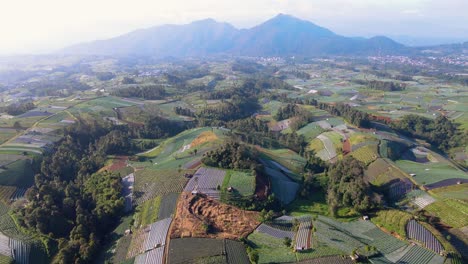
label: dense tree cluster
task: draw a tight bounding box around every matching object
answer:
[4,101,35,115]
[174,106,195,117]
[316,102,371,128]
[327,157,374,216]
[16,118,129,263]
[354,80,406,91]
[197,96,260,123]
[112,85,167,99]
[95,72,116,81]
[275,103,314,131]
[392,115,465,153]
[128,115,188,139]
[202,141,259,170]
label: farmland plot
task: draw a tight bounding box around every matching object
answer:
[225,239,249,264]
[168,238,225,264]
[256,224,294,239]
[295,217,312,250]
[406,220,443,254]
[158,193,179,219]
[424,199,468,228]
[134,169,187,204]
[262,165,299,204]
[0,233,10,257]
[395,244,443,264]
[144,218,172,251]
[145,246,164,264]
[298,255,352,264]
[9,239,30,264]
[412,193,436,209]
[184,167,225,199]
[317,134,336,160]
[388,179,413,201]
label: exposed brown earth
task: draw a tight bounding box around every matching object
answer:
[170,192,260,240]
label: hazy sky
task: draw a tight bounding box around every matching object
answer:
[1,0,467,54]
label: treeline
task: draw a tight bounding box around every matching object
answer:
[197,96,260,123]
[203,77,294,100]
[128,115,188,139]
[392,115,466,153]
[354,79,406,91]
[112,85,167,100]
[272,97,371,128]
[227,118,308,155]
[4,101,35,115]
[202,141,259,170]
[27,78,91,97]
[315,102,371,128]
[16,118,129,263]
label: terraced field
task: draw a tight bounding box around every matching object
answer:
[134,169,188,204]
[371,210,412,238]
[424,199,468,228]
[351,144,379,165]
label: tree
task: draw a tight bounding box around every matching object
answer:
[326,157,374,216]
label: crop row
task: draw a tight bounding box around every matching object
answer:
[144,218,172,252]
[184,167,226,193]
[10,239,30,264]
[134,169,187,205]
[396,245,441,264]
[256,224,294,239]
[296,218,312,250]
[406,220,443,254]
[134,246,165,264]
[362,228,407,254]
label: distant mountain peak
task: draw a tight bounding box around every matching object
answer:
[61,14,408,57]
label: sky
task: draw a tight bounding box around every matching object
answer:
[0,0,467,54]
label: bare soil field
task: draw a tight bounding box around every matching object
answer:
[170,192,259,240]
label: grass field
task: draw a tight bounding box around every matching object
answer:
[395,160,467,186]
[133,196,161,228]
[424,199,468,228]
[248,231,297,263]
[288,191,329,217]
[371,209,413,238]
[0,159,34,188]
[223,170,255,197]
[429,184,468,201]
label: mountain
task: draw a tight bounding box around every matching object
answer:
[62,14,409,57]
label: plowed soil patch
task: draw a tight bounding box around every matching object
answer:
[170,192,259,240]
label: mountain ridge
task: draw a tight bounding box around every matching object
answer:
[62,14,410,57]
